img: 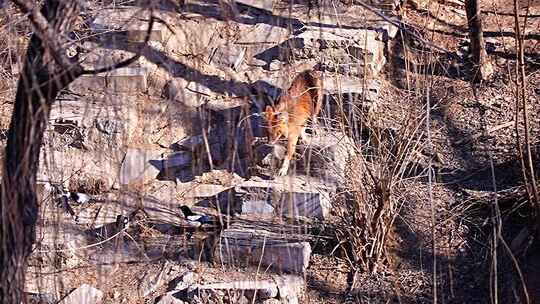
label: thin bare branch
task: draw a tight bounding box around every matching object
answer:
[351,0,452,54]
[10,0,74,68]
[81,14,155,75]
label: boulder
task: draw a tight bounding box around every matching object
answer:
[162,78,209,108]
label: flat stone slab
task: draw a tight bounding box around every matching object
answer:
[194,281,278,300]
[119,148,163,186]
[209,45,246,70]
[217,228,312,274]
[234,176,333,220]
[236,23,290,45]
[234,0,274,11]
[291,28,386,76]
[71,67,148,93]
[91,8,170,43]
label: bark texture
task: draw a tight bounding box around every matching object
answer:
[465,0,494,82]
[0,1,82,302]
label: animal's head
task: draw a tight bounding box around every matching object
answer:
[264,105,288,144]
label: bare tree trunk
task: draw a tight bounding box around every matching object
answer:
[465,0,494,82]
[0,1,82,302]
[0,0,152,300]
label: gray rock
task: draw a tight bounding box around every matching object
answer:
[323,77,381,97]
[268,60,282,71]
[234,0,274,10]
[376,21,399,40]
[236,23,290,45]
[119,148,163,186]
[162,79,208,108]
[156,293,187,304]
[70,67,148,93]
[274,275,305,304]
[247,58,267,67]
[235,176,333,220]
[218,228,312,274]
[91,9,170,44]
[171,135,205,151]
[195,280,279,300]
[169,271,196,292]
[210,46,246,70]
[294,131,357,183]
[182,184,233,199]
[58,284,103,304]
[77,42,143,71]
[180,271,195,285]
[26,292,57,304]
[240,200,275,216]
[290,28,386,77]
[138,262,173,298]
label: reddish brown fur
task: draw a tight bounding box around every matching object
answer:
[263,69,323,176]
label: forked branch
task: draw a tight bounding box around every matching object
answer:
[10,0,77,68]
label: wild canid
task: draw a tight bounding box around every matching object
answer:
[263,69,323,176]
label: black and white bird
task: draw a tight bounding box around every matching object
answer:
[115,214,131,230]
[45,183,91,205]
[180,206,212,226]
[44,183,92,222]
[67,192,91,205]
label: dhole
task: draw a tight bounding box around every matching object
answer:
[264,69,323,176]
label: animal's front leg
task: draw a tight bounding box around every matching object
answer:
[278,158,290,176]
[278,130,300,176]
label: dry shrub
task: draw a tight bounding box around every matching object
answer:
[0,3,31,129]
[332,105,426,273]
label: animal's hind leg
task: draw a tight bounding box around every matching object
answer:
[311,115,322,137]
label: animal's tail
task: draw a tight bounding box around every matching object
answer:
[303,70,323,116]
